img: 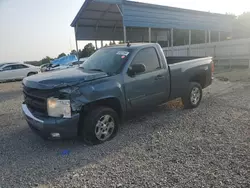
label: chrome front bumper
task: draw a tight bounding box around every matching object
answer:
[22,104,44,123]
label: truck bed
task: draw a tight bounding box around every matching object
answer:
[166,56,204,65]
[167,56,213,100]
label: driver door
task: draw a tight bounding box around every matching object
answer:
[124,47,167,110]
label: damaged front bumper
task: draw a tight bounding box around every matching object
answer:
[22,104,80,139]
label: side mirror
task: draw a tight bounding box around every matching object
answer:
[128,63,146,76]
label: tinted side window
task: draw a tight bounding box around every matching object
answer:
[16,64,28,69]
[3,65,14,71]
[131,47,160,73]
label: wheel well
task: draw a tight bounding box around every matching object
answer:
[81,97,122,119]
[78,98,122,136]
[27,72,37,76]
[190,74,206,88]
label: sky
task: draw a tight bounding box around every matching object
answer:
[0,0,249,63]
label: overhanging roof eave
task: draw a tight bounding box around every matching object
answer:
[71,0,93,27]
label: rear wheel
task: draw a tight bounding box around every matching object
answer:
[80,106,119,145]
[182,82,202,109]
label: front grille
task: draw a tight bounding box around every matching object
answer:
[24,93,47,113]
[23,86,57,114]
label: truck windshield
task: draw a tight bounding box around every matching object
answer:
[80,48,132,75]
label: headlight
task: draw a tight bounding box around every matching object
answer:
[47,98,71,118]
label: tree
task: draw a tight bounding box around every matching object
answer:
[40,56,52,65]
[233,12,250,39]
[57,53,66,59]
[79,43,96,58]
[70,50,77,55]
[24,61,39,66]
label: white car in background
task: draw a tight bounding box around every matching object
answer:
[0,63,39,82]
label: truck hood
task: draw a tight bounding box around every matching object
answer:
[23,68,108,89]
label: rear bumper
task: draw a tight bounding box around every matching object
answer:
[22,104,80,139]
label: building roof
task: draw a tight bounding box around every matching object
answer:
[71,0,123,28]
[71,0,233,41]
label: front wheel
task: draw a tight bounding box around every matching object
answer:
[80,106,119,145]
[182,82,202,109]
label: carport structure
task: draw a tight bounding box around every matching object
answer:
[71,0,233,51]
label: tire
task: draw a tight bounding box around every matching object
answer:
[182,82,202,109]
[80,106,119,145]
[27,72,37,77]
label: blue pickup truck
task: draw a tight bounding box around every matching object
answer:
[22,43,213,145]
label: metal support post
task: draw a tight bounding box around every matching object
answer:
[149,27,152,43]
[95,40,98,50]
[188,30,191,56]
[189,30,192,45]
[248,43,250,69]
[74,26,79,60]
[208,30,211,43]
[171,28,174,55]
[123,26,127,43]
[205,30,207,43]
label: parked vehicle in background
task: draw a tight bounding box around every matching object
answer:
[79,57,89,63]
[40,59,89,73]
[41,63,66,72]
[0,63,39,82]
[0,62,15,68]
[71,57,89,67]
[40,63,50,72]
[39,55,88,72]
[22,43,213,145]
[40,61,81,72]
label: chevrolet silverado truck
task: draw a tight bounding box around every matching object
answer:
[22,43,213,145]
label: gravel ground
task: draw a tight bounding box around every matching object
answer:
[0,79,249,188]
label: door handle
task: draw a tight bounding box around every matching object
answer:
[155,75,164,80]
